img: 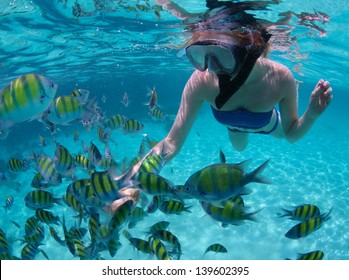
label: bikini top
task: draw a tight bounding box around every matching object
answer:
[211,106,275,129]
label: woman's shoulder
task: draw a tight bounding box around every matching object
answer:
[261,58,294,80]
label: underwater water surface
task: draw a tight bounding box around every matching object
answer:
[0,0,348,260]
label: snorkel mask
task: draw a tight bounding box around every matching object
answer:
[185,39,250,75]
[185,30,271,109]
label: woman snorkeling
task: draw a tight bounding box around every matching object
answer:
[130,0,333,175]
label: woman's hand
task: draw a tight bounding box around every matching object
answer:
[307,79,333,118]
[155,0,170,5]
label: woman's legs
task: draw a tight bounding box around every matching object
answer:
[228,130,248,152]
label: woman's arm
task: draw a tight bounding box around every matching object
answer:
[279,69,333,143]
[155,0,201,20]
[126,71,206,178]
[152,71,206,161]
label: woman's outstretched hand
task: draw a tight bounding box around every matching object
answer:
[308,79,333,117]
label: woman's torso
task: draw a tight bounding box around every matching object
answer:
[200,58,289,113]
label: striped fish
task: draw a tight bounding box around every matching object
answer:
[70,89,90,104]
[23,226,45,245]
[74,154,95,173]
[0,74,57,137]
[108,200,133,234]
[122,119,144,134]
[25,190,62,209]
[88,213,100,248]
[278,204,321,221]
[54,143,75,176]
[24,217,39,236]
[149,236,171,260]
[285,207,333,239]
[89,141,103,166]
[33,153,62,186]
[31,172,50,189]
[49,227,66,246]
[0,229,9,254]
[105,114,127,130]
[203,243,228,256]
[296,250,324,260]
[108,239,122,257]
[129,238,152,254]
[90,170,132,202]
[21,243,49,260]
[45,95,86,125]
[3,195,14,211]
[134,172,175,195]
[147,221,170,235]
[7,158,29,173]
[181,159,270,202]
[35,209,60,225]
[149,106,167,121]
[139,154,165,174]
[152,230,181,252]
[159,200,192,215]
[200,201,261,226]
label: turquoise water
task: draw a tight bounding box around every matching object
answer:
[0,0,348,260]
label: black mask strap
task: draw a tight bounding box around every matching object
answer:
[215,50,260,109]
[215,32,271,109]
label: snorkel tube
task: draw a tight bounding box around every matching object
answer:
[215,30,271,109]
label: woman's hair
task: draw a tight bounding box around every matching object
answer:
[180,28,271,57]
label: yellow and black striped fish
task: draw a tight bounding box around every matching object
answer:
[88,213,100,247]
[0,229,9,254]
[108,200,133,234]
[45,95,85,125]
[25,190,62,209]
[122,119,144,134]
[159,200,192,215]
[108,239,122,257]
[90,170,125,202]
[285,207,332,239]
[7,158,30,173]
[149,236,171,260]
[21,243,49,260]
[129,238,152,254]
[181,159,270,202]
[34,154,62,186]
[203,243,228,256]
[296,250,324,260]
[89,141,103,166]
[134,172,175,195]
[3,195,14,211]
[149,106,167,121]
[24,216,39,236]
[23,226,45,245]
[152,229,181,252]
[148,221,170,235]
[75,154,95,173]
[54,143,75,176]
[139,154,165,174]
[49,227,65,246]
[200,201,261,226]
[105,114,127,130]
[0,74,57,137]
[278,204,321,221]
[35,209,60,225]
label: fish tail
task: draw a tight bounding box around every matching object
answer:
[322,206,333,222]
[277,208,292,218]
[247,159,271,184]
[245,208,264,222]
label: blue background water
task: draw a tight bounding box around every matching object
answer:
[0,0,348,260]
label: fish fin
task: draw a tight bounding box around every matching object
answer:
[247,159,271,184]
[219,148,226,163]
